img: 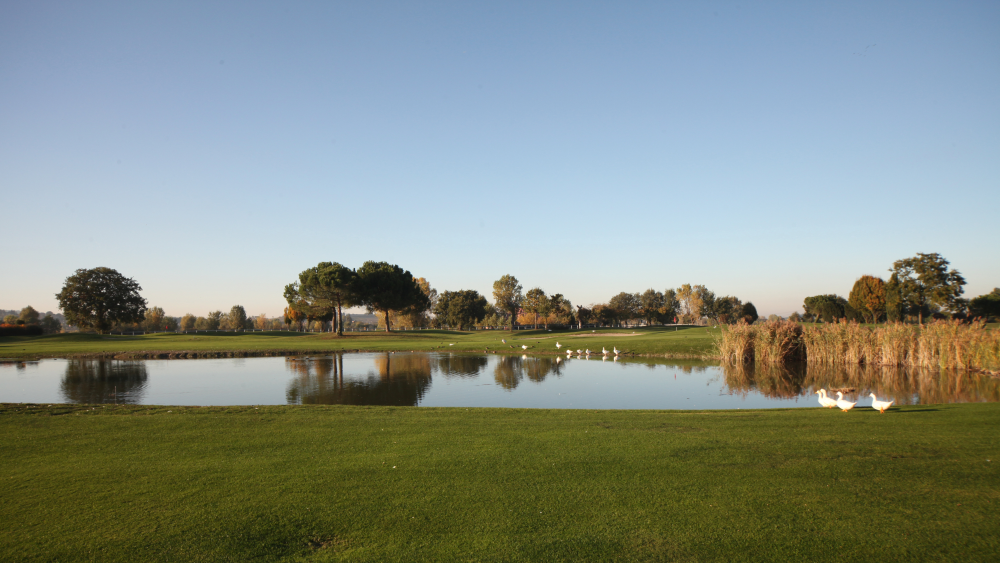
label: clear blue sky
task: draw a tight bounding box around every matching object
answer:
[2,1,997,317]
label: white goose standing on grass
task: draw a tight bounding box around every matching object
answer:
[835,391,857,412]
[602,347,609,355]
[815,389,837,408]
[521,344,529,350]
[555,342,562,349]
[870,393,894,414]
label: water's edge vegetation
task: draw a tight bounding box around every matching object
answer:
[718,319,1000,374]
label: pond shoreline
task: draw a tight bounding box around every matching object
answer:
[2,348,721,362]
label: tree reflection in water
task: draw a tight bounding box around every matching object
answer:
[285,353,432,406]
[723,362,1000,404]
[493,355,566,390]
[60,360,148,404]
[432,355,488,379]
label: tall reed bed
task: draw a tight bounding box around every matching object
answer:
[718,319,1000,372]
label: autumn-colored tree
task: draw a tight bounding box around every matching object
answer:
[180,314,196,330]
[522,288,549,329]
[143,306,166,331]
[848,275,886,323]
[676,284,706,324]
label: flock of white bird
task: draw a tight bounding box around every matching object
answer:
[554,341,623,358]
[815,389,895,413]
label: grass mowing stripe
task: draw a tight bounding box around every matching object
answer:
[1,403,998,561]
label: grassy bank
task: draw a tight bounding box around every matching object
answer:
[2,403,998,562]
[0,326,719,360]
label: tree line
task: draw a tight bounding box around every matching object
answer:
[0,306,62,335]
[796,253,999,324]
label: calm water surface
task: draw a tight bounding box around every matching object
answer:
[2,353,997,409]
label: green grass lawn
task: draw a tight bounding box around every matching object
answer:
[1,403,997,562]
[0,326,721,360]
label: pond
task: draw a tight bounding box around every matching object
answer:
[2,353,998,409]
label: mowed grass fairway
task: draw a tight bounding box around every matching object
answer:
[2,403,998,562]
[0,326,718,360]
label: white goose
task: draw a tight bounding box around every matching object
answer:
[555,342,562,349]
[602,347,609,355]
[521,344,529,350]
[566,348,573,355]
[835,391,857,412]
[815,389,837,408]
[585,349,592,356]
[613,346,621,355]
[870,393,894,414]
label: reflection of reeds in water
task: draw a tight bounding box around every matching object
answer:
[722,361,1000,405]
[721,319,1000,372]
[722,363,806,400]
[801,363,1000,406]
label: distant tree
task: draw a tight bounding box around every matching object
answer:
[661,289,679,324]
[385,277,438,329]
[848,275,886,323]
[206,311,223,330]
[711,296,743,324]
[228,305,248,331]
[640,289,665,325]
[55,267,147,334]
[767,314,781,322]
[522,288,549,329]
[740,302,759,324]
[576,305,592,328]
[19,306,40,325]
[788,311,801,322]
[143,307,167,331]
[696,287,717,323]
[180,314,196,330]
[283,306,306,331]
[2,314,16,325]
[676,284,706,324]
[609,292,641,326]
[546,293,574,326]
[803,295,849,323]
[890,253,966,324]
[885,273,904,322]
[355,261,430,332]
[968,289,1000,321]
[492,275,524,331]
[591,303,616,326]
[39,313,62,334]
[434,290,489,330]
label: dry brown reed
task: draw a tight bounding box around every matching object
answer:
[717,320,804,365]
[719,319,1000,372]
